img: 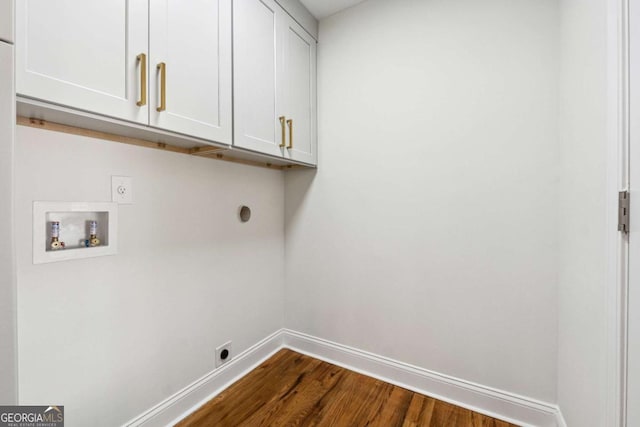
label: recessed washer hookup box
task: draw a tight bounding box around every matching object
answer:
[33,201,118,264]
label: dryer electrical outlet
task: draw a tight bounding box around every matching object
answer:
[215,341,232,368]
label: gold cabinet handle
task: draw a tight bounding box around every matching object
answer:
[136,53,147,107]
[157,62,166,112]
[286,119,293,149]
[279,116,286,148]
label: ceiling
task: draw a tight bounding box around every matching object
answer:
[299,0,366,19]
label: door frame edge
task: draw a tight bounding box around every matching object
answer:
[606,0,630,425]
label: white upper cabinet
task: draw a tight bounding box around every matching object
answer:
[233,0,285,157]
[16,0,149,124]
[149,0,232,143]
[0,0,14,43]
[283,18,316,164]
[16,0,233,145]
[233,0,317,165]
[15,0,315,164]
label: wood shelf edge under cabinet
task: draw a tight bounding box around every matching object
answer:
[16,97,316,170]
[17,96,228,151]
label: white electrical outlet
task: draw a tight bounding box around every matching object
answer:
[112,176,133,204]
[215,341,232,368]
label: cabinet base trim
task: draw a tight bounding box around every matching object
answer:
[18,116,193,154]
[17,116,311,170]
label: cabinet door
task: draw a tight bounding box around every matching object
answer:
[233,0,285,156]
[283,17,317,165]
[149,0,232,144]
[16,0,148,123]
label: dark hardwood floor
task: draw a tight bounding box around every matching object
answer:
[176,349,519,427]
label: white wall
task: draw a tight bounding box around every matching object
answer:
[557,0,609,425]
[285,0,560,403]
[15,126,285,427]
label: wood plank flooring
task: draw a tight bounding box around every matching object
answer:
[176,349,519,427]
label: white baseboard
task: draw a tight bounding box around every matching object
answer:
[555,409,568,427]
[282,329,563,427]
[124,328,564,427]
[122,329,285,427]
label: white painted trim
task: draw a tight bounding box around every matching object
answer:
[606,0,629,426]
[126,328,563,427]
[122,329,285,427]
[274,0,318,40]
[282,329,561,427]
[556,409,568,427]
[0,38,17,405]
